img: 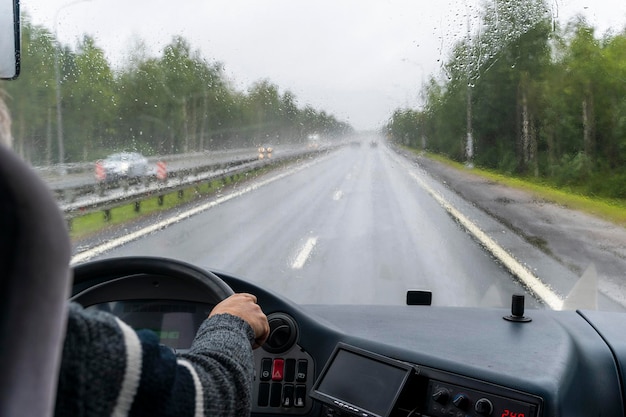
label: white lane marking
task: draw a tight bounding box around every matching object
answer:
[333,190,344,201]
[387,149,564,310]
[292,237,318,270]
[71,158,324,265]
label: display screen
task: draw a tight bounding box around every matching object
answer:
[312,345,412,417]
[86,300,213,349]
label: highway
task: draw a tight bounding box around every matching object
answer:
[77,142,558,308]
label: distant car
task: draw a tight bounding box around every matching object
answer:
[97,152,149,181]
[370,140,378,147]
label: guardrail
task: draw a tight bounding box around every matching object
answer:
[60,146,335,221]
[53,155,259,204]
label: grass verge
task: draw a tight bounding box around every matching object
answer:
[413,149,626,227]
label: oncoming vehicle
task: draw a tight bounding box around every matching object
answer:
[97,152,149,181]
[3,1,626,417]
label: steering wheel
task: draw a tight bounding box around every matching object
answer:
[71,256,234,307]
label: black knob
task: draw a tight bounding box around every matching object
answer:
[475,398,494,416]
[432,389,449,405]
[512,294,525,317]
[504,294,532,322]
[263,313,298,353]
[269,324,291,346]
[453,394,469,410]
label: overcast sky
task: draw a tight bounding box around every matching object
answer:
[21,0,626,130]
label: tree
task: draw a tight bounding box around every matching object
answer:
[3,28,352,163]
[63,35,116,160]
[1,19,57,163]
[393,4,626,198]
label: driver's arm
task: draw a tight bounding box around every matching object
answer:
[55,294,269,417]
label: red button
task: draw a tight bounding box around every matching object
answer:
[272,359,285,381]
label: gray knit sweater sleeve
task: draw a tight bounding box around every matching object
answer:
[179,314,256,416]
[55,302,255,417]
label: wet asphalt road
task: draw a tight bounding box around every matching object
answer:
[88,143,543,308]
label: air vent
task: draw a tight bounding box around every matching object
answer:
[263,312,298,354]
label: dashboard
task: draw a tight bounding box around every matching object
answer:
[71,257,626,417]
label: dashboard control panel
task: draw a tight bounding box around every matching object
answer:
[252,312,314,415]
[252,344,314,414]
[310,343,542,417]
[426,380,538,417]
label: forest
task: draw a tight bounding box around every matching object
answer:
[0,18,352,165]
[386,0,626,199]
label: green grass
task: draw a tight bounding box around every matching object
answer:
[415,149,626,227]
[69,170,267,241]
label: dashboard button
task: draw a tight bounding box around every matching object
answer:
[285,358,296,382]
[260,358,272,381]
[272,359,285,381]
[282,384,294,407]
[432,389,450,405]
[295,385,307,408]
[475,398,493,416]
[270,383,282,407]
[258,383,270,407]
[297,359,308,382]
[453,394,470,410]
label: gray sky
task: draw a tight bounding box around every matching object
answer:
[21,0,626,130]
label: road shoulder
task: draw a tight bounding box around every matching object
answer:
[395,146,626,310]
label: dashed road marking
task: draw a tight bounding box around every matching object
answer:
[292,237,318,270]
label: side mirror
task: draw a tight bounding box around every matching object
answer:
[0,0,19,79]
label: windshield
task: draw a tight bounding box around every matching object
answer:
[3,0,626,309]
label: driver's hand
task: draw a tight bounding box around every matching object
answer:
[210,293,270,349]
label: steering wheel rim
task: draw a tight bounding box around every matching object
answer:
[71,256,234,305]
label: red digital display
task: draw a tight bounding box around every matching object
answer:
[501,410,525,417]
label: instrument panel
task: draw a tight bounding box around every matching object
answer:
[310,343,541,417]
